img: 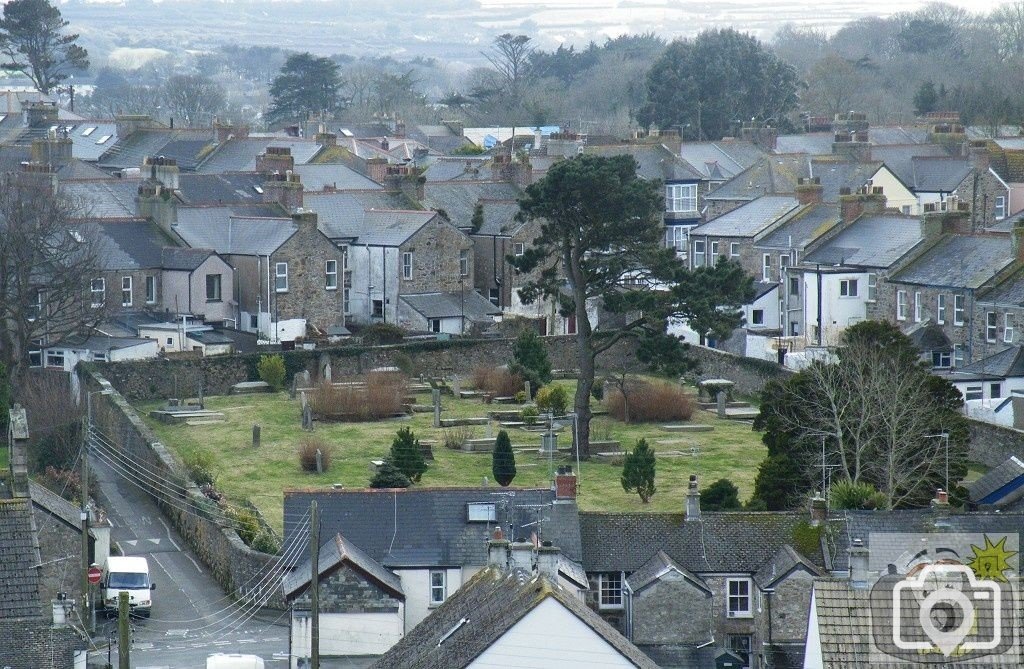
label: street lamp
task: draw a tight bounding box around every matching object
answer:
[83,387,112,637]
[925,432,952,492]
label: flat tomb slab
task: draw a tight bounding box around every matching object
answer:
[660,424,714,432]
[230,381,272,394]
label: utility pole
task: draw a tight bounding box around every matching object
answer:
[310,500,320,669]
[118,591,130,669]
[81,410,92,637]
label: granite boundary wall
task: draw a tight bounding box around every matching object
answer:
[83,370,284,609]
[967,419,1024,468]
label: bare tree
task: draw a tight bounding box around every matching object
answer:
[482,33,534,100]
[162,74,226,127]
[0,174,110,388]
[990,1,1024,59]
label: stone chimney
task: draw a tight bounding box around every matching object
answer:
[839,189,886,222]
[966,140,991,172]
[8,404,29,498]
[796,177,823,205]
[740,124,778,152]
[536,542,560,579]
[291,208,318,234]
[849,538,869,588]
[256,146,295,175]
[315,131,337,148]
[366,157,389,185]
[24,101,58,128]
[143,156,180,191]
[264,170,304,212]
[810,495,827,527]
[115,114,152,140]
[831,111,871,161]
[136,181,178,234]
[554,465,577,501]
[685,474,701,521]
[395,119,406,138]
[213,121,248,144]
[509,539,534,572]
[487,527,509,568]
[15,162,58,197]
[30,130,73,169]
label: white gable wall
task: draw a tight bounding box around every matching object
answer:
[469,597,636,668]
[868,168,917,214]
[803,589,823,669]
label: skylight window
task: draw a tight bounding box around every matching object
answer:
[467,502,496,522]
[81,126,96,137]
[253,185,264,194]
[96,135,111,145]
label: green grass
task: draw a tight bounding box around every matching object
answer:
[140,381,767,535]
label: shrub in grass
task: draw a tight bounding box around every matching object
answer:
[390,427,427,482]
[182,451,217,487]
[309,372,407,421]
[471,366,523,397]
[621,439,657,503]
[606,380,694,423]
[443,425,475,450]
[297,437,334,473]
[227,507,263,546]
[701,478,742,511]
[830,480,887,510]
[512,328,553,384]
[535,384,569,416]
[257,354,286,391]
[369,461,411,488]
[250,531,281,555]
[521,406,539,426]
[492,430,516,486]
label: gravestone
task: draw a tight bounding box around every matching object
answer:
[432,389,441,428]
[315,449,323,474]
[252,424,261,448]
[452,375,461,397]
[299,370,312,389]
[302,404,314,431]
[524,381,531,400]
[289,376,297,400]
[716,391,727,419]
[320,354,332,383]
[197,382,205,410]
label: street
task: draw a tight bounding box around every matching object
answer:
[90,457,290,668]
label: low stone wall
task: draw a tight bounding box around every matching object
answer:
[967,419,1024,468]
[94,335,788,403]
[83,370,284,609]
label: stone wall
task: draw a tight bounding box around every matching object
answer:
[273,214,346,329]
[82,370,284,608]
[683,344,795,398]
[630,572,713,645]
[967,419,1024,468]
[400,218,474,294]
[292,564,401,614]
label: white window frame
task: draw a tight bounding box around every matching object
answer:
[987,311,998,342]
[598,572,624,610]
[665,183,697,213]
[710,240,719,257]
[839,279,858,298]
[693,240,706,267]
[27,290,42,322]
[992,382,1003,399]
[402,252,413,280]
[429,570,446,606]
[45,350,65,369]
[954,294,965,326]
[896,290,907,321]
[965,384,983,401]
[665,225,686,252]
[325,260,338,290]
[914,291,922,323]
[726,577,752,618]
[343,288,351,314]
[459,249,469,277]
[936,294,946,325]
[121,276,132,307]
[730,242,740,257]
[932,350,951,369]
[762,254,772,282]
[275,262,288,293]
[789,276,800,297]
[206,274,222,302]
[727,634,753,669]
[513,242,525,256]
[1005,313,1015,343]
[145,275,156,304]
[995,195,1007,220]
[751,309,765,326]
[91,278,105,308]
[866,273,877,302]
[954,344,965,367]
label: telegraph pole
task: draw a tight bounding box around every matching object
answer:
[310,500,320,669]
[81,410,92,636]
[118,591,130,669]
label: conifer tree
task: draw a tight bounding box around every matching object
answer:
[621,438,656,503]
[492,430,517,486]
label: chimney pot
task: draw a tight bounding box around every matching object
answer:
[849,538,869,587]
[685,474,701,521]
[810,494,827,526]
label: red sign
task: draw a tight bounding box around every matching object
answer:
[87,566,102,585]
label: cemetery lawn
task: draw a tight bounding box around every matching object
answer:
[140,381,767,536]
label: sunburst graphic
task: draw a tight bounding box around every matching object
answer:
[966,535,1018,582]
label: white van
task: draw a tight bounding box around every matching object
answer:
[206,654,265,669]
[102,556,155,616]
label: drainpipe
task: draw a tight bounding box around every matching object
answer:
[816,264,823,347]
[382,248,387,324]
[968,288,975,364]
[764,587,775,668]
[623,579,634,641]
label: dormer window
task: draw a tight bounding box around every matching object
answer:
[466,502,496,522]
[666,183,697,213]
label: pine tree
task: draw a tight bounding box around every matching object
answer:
[491,430,517,486]
[511,328,552,384]
[470,202,485,234]
[621,438,656,503]
[369,462,411,489]
[389,427,427,482]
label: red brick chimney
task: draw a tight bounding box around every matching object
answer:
[796,177,823,205]
[366,158,388,184]
[555,465,577,500]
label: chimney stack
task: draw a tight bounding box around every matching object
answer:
[849,538,869,588]
[8,404,29,498]
[966,140,991,172]
[685,474,701,521]
[487,527,509,568]
[315,131,337,148]
[291,208,318,232]
[555,465,577,501]
[810,495,827,527]
[24,101,58,128]
[136,181,178,234]
[931,488,950,507]
[14,162,58,197]
[795,177,823,205]
[536,542,560,579]
[264,170,304,212]
[256,146,295,175]
[115,114,152,141]
[366,157,388,185]
[509,539,534,572]
[143,156,180,191]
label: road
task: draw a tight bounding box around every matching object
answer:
[89,457,290,668]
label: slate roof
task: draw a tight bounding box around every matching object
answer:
[966,456,1024,503]
[302,191,417,240]
[421,181,522,232]
[803,215,924,268]
[807,578,873,667]
[578,511,826,574]
[956,345,1024,379]
[870,143,948,185]
[625,549,709,594]
[68,121,120,161]
[678,140,765,181]
[811,159,882,201]
[293,163,382,191]
[284,533,404,600]
[774,133,833,155]
[401,291,502,322]
[98,128,214,171]
[908,156,972,192]
[175,172,266,205]
[91,219,177,270]
[60,335,155,353]
[752,544,821,589]
[196,137,323,173]
[705,155,810,201]
[906,322,951,352]
[0,498,43,619]
[756,203,840,250]
[161,247,215,271]
[369,566,659,669]
[64,179,141,219]
[979,269,1024,306]
[890,235,1016,289]
[691,195,800,237]
[584,143,704,181]
[360,210,439,246]
[283,488,582,568]
[424,157,491,182]
[869,125,930,145]
[174,206,296,255]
